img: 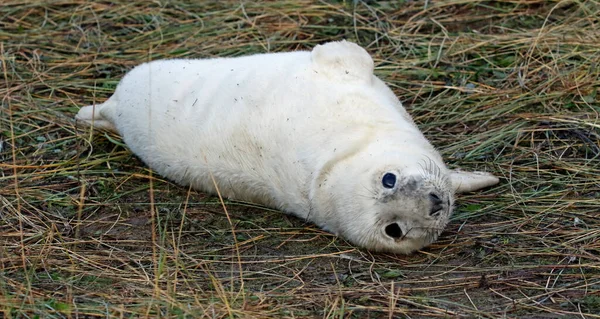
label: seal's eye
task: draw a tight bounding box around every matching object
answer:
[382,173,396,189]
[384,223,403,239]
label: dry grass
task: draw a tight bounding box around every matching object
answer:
[1,0,599,318]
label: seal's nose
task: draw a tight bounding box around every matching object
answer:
[429,193,443,216]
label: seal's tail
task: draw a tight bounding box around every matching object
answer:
[75,102,117,132]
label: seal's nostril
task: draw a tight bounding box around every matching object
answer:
[429,192,443,216]
[384,223,403,239]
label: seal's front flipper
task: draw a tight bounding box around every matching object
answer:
[450,170,499,193]
[75,103,118,132]
[310,40,374,84]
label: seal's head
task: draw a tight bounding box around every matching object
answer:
[306,40,498,254]
[364,159,454,254]
[312,142,455,255]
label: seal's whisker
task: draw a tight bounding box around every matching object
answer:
[360,184,377,197]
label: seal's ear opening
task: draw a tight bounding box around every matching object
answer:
[310,40,374,84]
[450,170,500,193]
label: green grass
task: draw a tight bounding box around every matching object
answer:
[1,0,600,318]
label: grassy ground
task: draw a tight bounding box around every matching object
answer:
[1,0,599,318]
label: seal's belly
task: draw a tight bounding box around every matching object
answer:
[107,56,313,213]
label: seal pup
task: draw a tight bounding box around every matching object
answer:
[76,41,499,254]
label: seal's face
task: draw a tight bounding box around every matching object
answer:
[316,150,455,255]
[367,163,454,254]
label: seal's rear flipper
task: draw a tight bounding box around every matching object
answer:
[75,103,117,132]
[451,170,499,193]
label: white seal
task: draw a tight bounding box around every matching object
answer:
[76,41,499,254]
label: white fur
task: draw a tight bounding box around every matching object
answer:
[76,41,499,254]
